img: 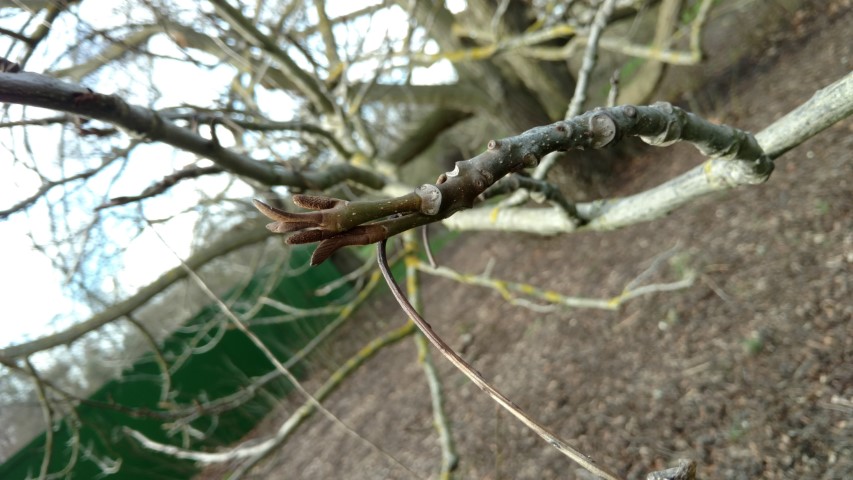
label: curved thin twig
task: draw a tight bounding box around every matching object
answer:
[377,240,621,480]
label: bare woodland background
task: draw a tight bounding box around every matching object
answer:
[0,0,850,479]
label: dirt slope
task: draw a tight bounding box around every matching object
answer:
[231,6,851,480]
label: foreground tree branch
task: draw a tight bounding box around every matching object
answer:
[258,99,777,264]
[256,72,850,260]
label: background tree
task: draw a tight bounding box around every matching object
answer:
[0,0,850,479]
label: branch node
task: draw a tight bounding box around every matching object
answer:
[589,113,617,148]
[415,184,442,215]
[522,153,539,168]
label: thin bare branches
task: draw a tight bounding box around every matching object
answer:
[415,253,695,312]
[127,225,419,478]
[0,155,119,219]
[565,0,617,120]
[95,165,224,211]
[208,0,336,115]
[0,71,386,190]
[403,231,457,478]
[0,222,271,359]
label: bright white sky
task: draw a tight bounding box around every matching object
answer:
[0,0,465,350]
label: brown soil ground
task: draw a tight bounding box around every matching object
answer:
[212,4,851,480]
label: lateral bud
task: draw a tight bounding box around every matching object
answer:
[522,153,539,168]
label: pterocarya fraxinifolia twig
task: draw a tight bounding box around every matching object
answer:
[255,103,771,265]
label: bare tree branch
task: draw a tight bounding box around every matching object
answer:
[95,165,225,211]
[383,108,473,167]
[208,0,336,115]
[258,101,773,264]
[447,71,853,233]
[565,0,617,120]
[0,71,386,190]
[0,150,125,219]
[0,221,271,359]
[126,225,418,478]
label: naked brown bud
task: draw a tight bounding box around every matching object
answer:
[310,224,388,265]
[266,221,314,233]
[310,236,348,265]
[286,229,334,244]
[253,199,292,222]
[293,194,343,210]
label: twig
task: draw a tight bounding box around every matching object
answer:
[520,0,715,67]
[254,298,344,321]
[377,240,621,480]
[607,69,620,108]
[0,143,131,219]
[416,256,695,311]
[403,231,457,478]
[259,101,775,264]
[228,320,418,477]
[480,173,581,220]
[134,223,421,478]
[646,459,697,480]
[688,0,715,64]
[314,249,377,296]
[124,315,174,406]
[25,358,54,479]
[623,243,682,292]
[96,165,224,211]
[422,225,439,268]
[418,263,615,310]
[565,0,617,120]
